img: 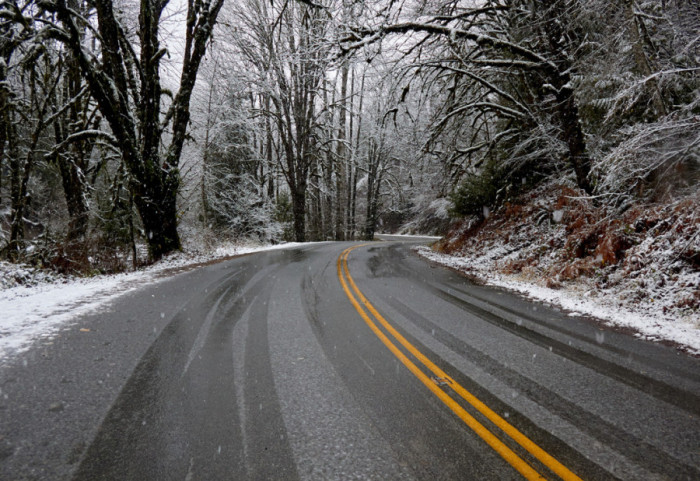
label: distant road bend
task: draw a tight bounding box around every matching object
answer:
[1,237,699,480]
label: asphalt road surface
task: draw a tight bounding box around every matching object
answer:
[1,238,699,480]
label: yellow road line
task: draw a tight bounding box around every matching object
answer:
[337,245,583,481]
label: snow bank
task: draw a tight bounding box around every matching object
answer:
[417,244,700,354]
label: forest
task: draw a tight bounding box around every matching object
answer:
[0,0,698,275]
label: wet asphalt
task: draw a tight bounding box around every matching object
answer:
[0,239,699,480]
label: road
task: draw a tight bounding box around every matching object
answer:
[1,239,699,480]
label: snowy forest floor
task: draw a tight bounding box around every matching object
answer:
[0,241,314,363]
[418,181,700,355]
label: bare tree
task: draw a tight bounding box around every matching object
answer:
[341,0,595,194]
[48,1,101,246]
[231,0,333,242]
[1,8,67,259]
[42,0,225,260]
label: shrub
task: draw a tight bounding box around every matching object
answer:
[451,160,500,218]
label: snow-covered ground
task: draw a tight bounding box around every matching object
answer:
[0,242,313,363]
[416,246,700,355]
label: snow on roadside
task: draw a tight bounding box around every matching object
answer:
[0,242,312,363]
[416,246,700,355]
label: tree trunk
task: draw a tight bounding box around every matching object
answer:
[308,163,322,241]
[0,62,7,209]
[322,154,333,239]
[291,183,306,242]
[540,1,593,194]
[364,173,374,241]
[55,41,91,243]
[7,124,24,259]
[350,167,358,239]
[8,90,47,259]
[129,192,138,268]
[321,77,334,240]
[58,159,90,242]
[364,144,378,241]
[134,182,181,260]
[335,62,349,240]
[350,69,365,241]
[264,94,275,199]
[364,188,378,241]
[555,88,592,194]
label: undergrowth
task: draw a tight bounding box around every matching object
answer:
[437,181,699,319]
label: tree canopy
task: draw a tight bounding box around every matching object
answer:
[0,0,697,270]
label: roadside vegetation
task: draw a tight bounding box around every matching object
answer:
[434,181,698,330]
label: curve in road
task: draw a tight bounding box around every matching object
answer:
[1,240,698,481]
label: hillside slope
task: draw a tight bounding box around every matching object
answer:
[420,181,699,352]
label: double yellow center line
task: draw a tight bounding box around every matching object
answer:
[336,244,583,481]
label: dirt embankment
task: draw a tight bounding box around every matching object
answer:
[436,183,699,321]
